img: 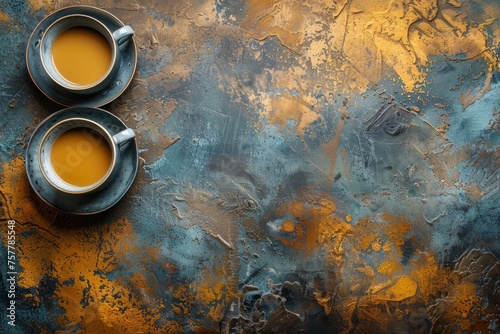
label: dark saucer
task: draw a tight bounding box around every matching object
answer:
[26,5,137,107]
[25,107,138,215]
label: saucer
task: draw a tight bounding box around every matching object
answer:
[25,107,138,215]
[26,6,137,107]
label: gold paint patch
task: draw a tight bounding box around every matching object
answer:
[242,0,306,52]
[374,276,418,302]
[0,158,177,331]
[281,219,295,233]
[264,91,319,136]
[0,11,9,22]
[377,259,403,277]
[27,0,55,12]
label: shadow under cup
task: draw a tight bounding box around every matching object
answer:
[39,118,135,195]
[40,14,133,95]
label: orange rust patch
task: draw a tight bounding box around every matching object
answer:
[374,276,418,302]
[265,197,348,256]
[353,216,378,252]
[0,158,178,331]
[263,91,319,136]
[27,0,55,12]
[379,213,413,250]
[192,257,238,324]
[281,219,295,233]
[377,259,403,277]
[0,11,9,22]
[242,0,306,52]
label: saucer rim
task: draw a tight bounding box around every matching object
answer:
[26,5,137,108]
[25,107,139,215]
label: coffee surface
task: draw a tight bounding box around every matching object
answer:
[51,27,112,86]
[50,127,112,187]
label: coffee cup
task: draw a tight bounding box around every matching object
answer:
[39,13,133,95]
[38,117,135,194]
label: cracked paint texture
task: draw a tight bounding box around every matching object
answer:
[0,0,499,332]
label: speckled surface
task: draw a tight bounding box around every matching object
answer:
[1,0,499,333]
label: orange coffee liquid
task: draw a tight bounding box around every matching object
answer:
[50,127,112,187]
[51,27,112,86]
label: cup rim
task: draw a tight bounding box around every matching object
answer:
[39,14,118,92]
[38,117,118,195]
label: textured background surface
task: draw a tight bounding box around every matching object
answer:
[1,0,499,333]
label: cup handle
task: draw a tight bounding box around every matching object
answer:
[113,128,136,147]
[113,25,134,46]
